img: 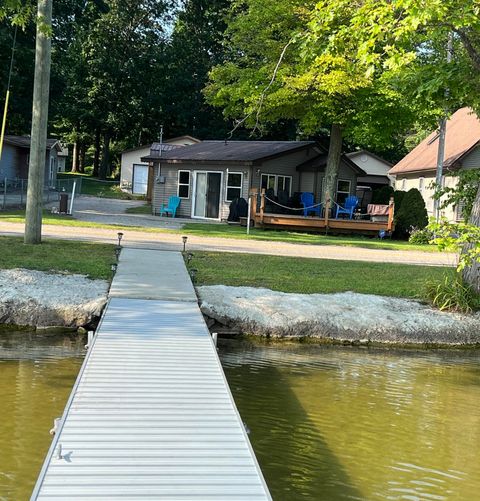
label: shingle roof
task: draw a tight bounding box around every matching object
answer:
[141,140,317,164]
[3,135,60,150]
[389,107,480,175]
[297,153,367,176]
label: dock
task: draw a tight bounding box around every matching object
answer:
[31,249,271,500]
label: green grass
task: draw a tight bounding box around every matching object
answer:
[187,251,452,299]
[0,236,115,280]
[125,203,153,214]
[181,223,438,252]
[58,172,144,200]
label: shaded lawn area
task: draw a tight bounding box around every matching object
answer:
[182,223,438,253]
[57,172,143,200]
[0,236,115,280]
[125,203,153,214]
[188,252,452,299]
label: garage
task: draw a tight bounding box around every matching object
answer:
[132,164,148,194]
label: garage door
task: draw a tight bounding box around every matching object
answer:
[132,164,148,194]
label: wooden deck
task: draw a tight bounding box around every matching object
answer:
[250,189,395,235]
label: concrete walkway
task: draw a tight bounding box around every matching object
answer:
[0,221,456,267]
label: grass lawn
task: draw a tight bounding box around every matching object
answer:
[0,236,115,280]
[58,172,144,200]
[187,251,452,299]
[181,223,438,252]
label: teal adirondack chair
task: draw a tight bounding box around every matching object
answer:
[159,196,181,217]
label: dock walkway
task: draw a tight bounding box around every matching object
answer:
[31,249,271,500]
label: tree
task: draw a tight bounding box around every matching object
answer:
[24,0,52,245]
[205,0,416,203]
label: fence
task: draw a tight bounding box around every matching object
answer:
[0,177,82,210]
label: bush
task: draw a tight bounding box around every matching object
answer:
[424,274,479,313]
[393,190,406,209]
[372,185,394,204]
[394,188,428,239]
[408,227,434,245]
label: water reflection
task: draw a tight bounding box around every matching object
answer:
[0,332,84,501]
[219,341,480,501]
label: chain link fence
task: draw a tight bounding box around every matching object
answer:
[0,177,82,210]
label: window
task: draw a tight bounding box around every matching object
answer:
[178,170,190,198]
[336,179,351,205]
[419,177,424,192]
[401,178,406,191]
[226,172,243,202]
[260,174,292,195]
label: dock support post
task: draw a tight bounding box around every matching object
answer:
[325,195,330,234]
[387,197,395,232]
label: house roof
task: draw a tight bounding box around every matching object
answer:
[389,107,480,175]
[141,140,318,165]
[297,153,367,176]
[121,136,200,155]
[3,135,61,151]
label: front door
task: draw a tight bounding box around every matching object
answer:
[193,172,222,219]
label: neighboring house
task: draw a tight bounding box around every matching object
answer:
[141,140,365,220]
[120,135,200,196]
[57,144,69,172]
[0,135,62,187]
[389,107,480,221]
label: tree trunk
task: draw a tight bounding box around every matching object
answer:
[24,0,52,245]
[99,131,110,180]
[71,141,79,173]
[93,128,100,177]
[322,123,343,207]
[78,142,85,173]
[462,183,480,293]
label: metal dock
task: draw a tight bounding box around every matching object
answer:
[31,250,271,500]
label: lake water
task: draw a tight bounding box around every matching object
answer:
[1,334,480,500]
[0,332,84,501]
[219,340,480,501]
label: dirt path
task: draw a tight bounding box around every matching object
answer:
[0,221,456,267]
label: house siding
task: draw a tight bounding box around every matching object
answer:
[0,143,20,179]
[152,163,250,220]
[120,147,151,190]
[461,145,480,170]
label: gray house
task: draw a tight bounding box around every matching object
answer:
[0,135,62,187]
[142,140,365,220]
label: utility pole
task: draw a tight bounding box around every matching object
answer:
[433,33,453,221]
[25,0,53,244]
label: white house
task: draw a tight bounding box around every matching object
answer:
[389,107,480,221]
[120,135,199,195]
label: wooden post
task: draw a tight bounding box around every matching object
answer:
[260,188,265,224]
[325,195,330,227]
[25,0,53,244]
[387,196,395,232]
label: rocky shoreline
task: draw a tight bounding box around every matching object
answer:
[1,271,479,347]
[198,285,480,346]
[0,269,109,330]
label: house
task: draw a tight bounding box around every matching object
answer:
[0,135,62,187]
[346,150,394,208]
[57,144,69,172]
[141,140,365,220]
[389,107,480,221]
[120,135,200,196]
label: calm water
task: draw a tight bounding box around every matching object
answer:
[1,335,480,501]
[0,332,84,501]
[219,340,480,501]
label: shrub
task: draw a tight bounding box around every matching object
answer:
[372,185,394,204]
[424,274,479,313]
[408,227,434,245]
[394,188,428,239]
[393,190,406,209]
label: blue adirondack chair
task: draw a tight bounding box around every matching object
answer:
[301,192,322,217]
[159,196,181,217]
[335,195,359,219]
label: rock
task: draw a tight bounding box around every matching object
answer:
[197,285,480,346]
[0,269,109,328]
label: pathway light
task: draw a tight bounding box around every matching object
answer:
[182,235,188,252]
